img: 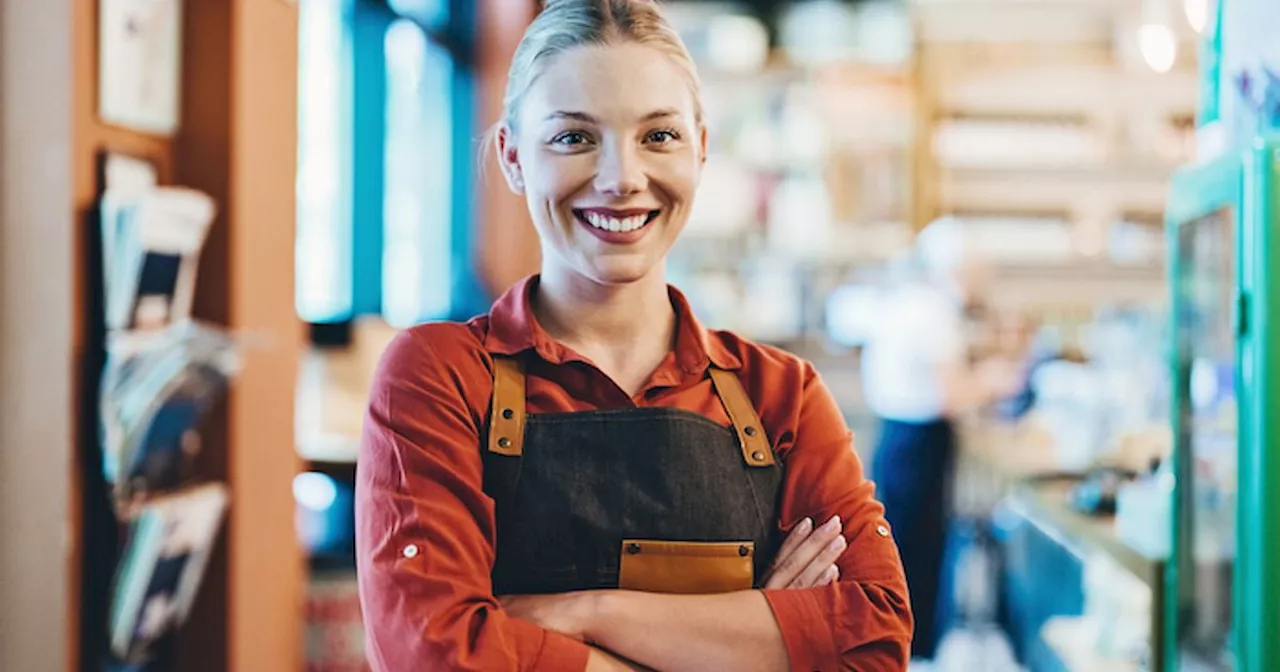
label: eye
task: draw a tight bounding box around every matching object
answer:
[551,131,591,146]
[645,129,680,144]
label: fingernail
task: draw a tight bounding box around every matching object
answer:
[798,517,813,533]
[823,515,841,531]
[829,535,847,551]
[827,565,840,579]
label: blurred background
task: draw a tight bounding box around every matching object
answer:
[1,0,1277,671]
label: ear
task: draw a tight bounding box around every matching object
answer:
[698,123,709,165]
[496,124,526,195]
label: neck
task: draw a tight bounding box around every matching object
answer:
[533,264,676,367]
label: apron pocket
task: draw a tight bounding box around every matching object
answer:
[617,540,753,594]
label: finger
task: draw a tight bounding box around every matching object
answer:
[815,564,839,587]
[763,518,814,589]
[791,533,847,588]
[774,517,813,565]
[766,515,842,588]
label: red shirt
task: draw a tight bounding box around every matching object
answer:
[356,276,912,671]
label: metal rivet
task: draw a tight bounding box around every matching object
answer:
[738,545,750,557]
[403,544,420,558]
[744,426,757,437]
[498,437,511,448]
[751,451,765,462]
[626,543,641,555]
[876,525,890,537]
[502,408,514,420]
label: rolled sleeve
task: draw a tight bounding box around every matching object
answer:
[355,327,591,672]
[767,364,913,671]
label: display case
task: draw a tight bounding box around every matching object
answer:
[1164,137,1280,671]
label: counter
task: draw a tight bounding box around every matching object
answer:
[955,420,1165,671]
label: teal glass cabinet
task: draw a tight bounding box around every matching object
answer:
[1165,137,1280,671]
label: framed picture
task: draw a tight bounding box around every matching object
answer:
[98,0,184,136]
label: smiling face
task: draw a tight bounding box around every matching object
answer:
[497,41,707,287]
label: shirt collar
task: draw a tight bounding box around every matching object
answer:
[483,274,742,373]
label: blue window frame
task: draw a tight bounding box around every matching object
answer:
[297,0,482,328]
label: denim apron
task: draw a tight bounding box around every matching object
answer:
[482,355,783,596]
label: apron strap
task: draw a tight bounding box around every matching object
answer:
[488,356,526,456]
[487,356,774,467]
[708,368,776,468]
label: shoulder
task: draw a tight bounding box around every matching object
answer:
[372,319,495,403]
[709,329,815,386]
[706,329,823,443]
[708,330,848,461]
[378,319,487,369]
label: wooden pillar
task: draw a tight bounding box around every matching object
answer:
[0,1,76,671]
[475,0,541,296]
[175,2,303,671]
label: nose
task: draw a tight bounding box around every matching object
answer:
[593,139,646,196]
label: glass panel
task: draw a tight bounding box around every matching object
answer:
[296,0,353,323]
[1174,205,1237,669]
[381,19,453,327]
[388,0,449,30]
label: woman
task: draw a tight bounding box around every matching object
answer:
[355,2,911,670]
[861,218,1019,661]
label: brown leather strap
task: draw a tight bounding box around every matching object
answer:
[708,368,775,468]
[488,357,526,456]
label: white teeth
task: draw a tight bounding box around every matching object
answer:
[583,212,651,233]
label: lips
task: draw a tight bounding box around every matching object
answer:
[573,207,660,244]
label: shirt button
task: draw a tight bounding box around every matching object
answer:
[403,544,420,558]
[876,525,890,538]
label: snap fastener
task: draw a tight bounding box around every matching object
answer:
[738,545,750,557]
[497,437,511,448]
[626,543,641,555]
[751,451,765,462]
[876,525,890,537]
[403,544,420,558]
[744,426,757,437]
[502,408,514,420]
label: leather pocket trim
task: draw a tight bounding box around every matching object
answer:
[617,540,754,594]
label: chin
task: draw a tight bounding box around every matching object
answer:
[584,257,661,286]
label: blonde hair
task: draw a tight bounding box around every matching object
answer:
[487,0,703,151]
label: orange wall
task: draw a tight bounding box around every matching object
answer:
[476,0,542,296]
[70,0,179,667]
[176,2,304,671]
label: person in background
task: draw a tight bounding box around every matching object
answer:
[355,1,912,671]
[860,217,1022,662]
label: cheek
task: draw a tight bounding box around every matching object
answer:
[654,155,702,206]
[524,152,593,207]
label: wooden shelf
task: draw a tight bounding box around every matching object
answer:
[911,0,1198,241]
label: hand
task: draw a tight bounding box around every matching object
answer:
[763,515,847,589]
[976,357,1024,399]
[499,592,598,642]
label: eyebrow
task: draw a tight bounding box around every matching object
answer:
[544,108,683,123]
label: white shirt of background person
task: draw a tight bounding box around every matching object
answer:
[862,281,966,423]
[861,217,974,424]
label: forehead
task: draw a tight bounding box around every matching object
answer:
[522,42,697,125]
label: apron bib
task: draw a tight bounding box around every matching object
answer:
[482,356,782,596]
